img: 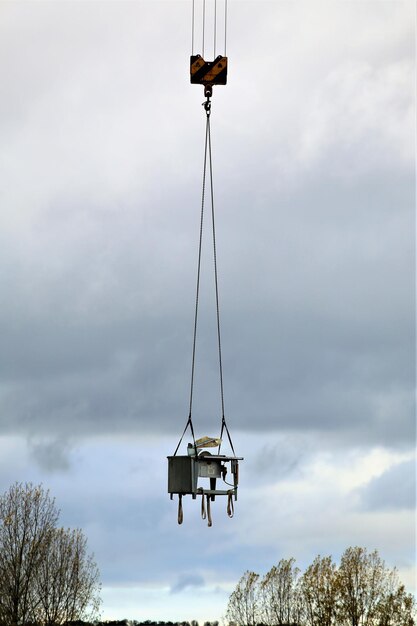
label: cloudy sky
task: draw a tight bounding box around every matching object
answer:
[0,0,415,621]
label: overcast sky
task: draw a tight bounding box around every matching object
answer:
[0,0,415,622]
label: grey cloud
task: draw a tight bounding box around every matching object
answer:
[0,172,414,447]
[29,437,72,473]
[0,170,413,449]
[0,1,413,455]
[170,574,205,594]
[247,438,306,485]
[359,459,416,511]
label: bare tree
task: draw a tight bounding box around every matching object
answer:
[299,555,338,626]
[33,527,101,625]
[225,547,415,626]
[0,482,101,626]
[375,568,416,626]
[225,571,260,626]
[259,558,301,626]
[337,547,387,626]
[0,482,58,625]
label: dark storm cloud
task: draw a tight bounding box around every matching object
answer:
[0,0,413,454]
[0,162,414,443]
[359,459,416,511]
[0,168,413,450]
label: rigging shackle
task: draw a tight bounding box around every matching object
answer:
[202,89,212,116]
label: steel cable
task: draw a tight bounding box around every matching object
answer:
[202,0,206,58]
[191,0,195,55]
[214,0,217,59]
[174,97,236,458]
[188,114,209,420]
[224,0,228,55]
[207,115,225,421]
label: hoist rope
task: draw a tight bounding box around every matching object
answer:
[214,0,217,59]
[173,411,196,456]
[192,1,227,59]
[224,0,228,55]
[207,115,225,421]
[205,101,236,455]
[202,0,206,58]
[173,97,236,457]
[191,0,195,55]
[190,103,229,446]
[219,414,235,455]
[173,104,210,456]
[188,112,210,421]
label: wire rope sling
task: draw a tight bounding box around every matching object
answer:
[167,0,243,527]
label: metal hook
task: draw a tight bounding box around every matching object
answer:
[203,98,211,116]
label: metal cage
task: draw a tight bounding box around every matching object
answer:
[168,450,242,502]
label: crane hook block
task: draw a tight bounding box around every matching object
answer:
[190,55,228,88]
